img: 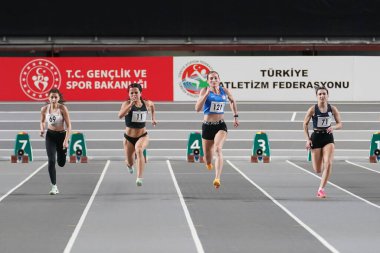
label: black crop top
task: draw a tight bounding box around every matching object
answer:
[124,100,148,129]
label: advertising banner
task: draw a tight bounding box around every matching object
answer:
[0,57,173,101]
[174,56,373,101]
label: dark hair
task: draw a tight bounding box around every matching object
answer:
[48,88,65,104]
[206,71,220,80]
[128,83,144,102]
[128,83,143,92]
[315,86,329,95]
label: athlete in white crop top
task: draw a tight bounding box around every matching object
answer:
[40,88,72,195]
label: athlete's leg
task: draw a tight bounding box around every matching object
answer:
[45,133,57,185]
[202,139,214,169]
[135,135,149,180]
[123,138,135,169]
[311,148,323,173]
[56,132,67,167]
[320,143,334,189]
[213,130,227,180]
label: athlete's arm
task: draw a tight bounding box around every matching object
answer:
[147,100,157,126]
[61,105,72,149]
[303,106,314,149]
[118,100,133,119]
[40,106,47,137]
[224,88,239,127]
[329,106,343,133]
[195,87,210,112]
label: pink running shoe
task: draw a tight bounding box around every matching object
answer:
[317,189,326,198]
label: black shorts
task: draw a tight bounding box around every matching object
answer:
[124,132,148,146]
[202,120,228,140]
[311,131,334,149]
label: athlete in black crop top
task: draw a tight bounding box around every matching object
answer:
[303,87,342,198]
[118,83,157,186]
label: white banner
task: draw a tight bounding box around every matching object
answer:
[174,56,379,101]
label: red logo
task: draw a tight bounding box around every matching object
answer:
[178,61,212,97]
[19,59,61,100]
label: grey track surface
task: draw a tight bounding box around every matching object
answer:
[1,102,380,253]
[170,161,330,253]
[0,161,105,253]
[231,160,380,253]
[70,161,197,253]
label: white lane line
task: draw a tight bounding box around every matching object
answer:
[166,160,204,253]
[0,162,48,203]
[345,160,380,174]
[227,160,339,253]
[286,160,380,209]
[64,160,110,253]
[291,112,297,122]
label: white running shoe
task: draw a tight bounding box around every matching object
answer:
[136,178,143,187]
[127,165,134,174]
[49,184,59,195]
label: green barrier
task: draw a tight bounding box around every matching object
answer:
[251,131,270,163]
[69,132,88,163]
[11,131,33,163]
[369,132,380,163]
[187,132,204,163]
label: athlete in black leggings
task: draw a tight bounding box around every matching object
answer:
[40,88,72,195]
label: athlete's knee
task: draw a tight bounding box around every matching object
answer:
[314,167,322,174]
[323,160,333,170]
[135,146,144,156]
[214,145,223,156]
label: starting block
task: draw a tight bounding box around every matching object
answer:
[69,132,88,163]
[251,131,270,163]
[369,132,380,163]
[187,132,204,163]
[11,132,33,163]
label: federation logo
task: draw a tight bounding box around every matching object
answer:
[19,59,61,101]
[178,60,212,97]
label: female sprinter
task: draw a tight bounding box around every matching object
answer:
[40,88,72,195]
[195,71,239,189]
[303,86,342,198]
[118,83,157,186]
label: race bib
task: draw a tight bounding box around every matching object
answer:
[317,116,332,128]
[210,101,225,113]
[132,111,147,123]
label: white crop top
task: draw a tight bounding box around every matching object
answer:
[46,104,64,127]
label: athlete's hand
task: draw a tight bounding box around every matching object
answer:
[63,140,69,149]
[152,119,157,127]
[306,139,312,150]
[204,87,211,96]
[40,131,44,138]
[233,117,239,128]
[326,126,334,134]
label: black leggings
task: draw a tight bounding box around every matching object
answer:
[46,130,67,185]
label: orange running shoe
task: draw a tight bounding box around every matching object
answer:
[206,163,213,170]
[213,178,221,189]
